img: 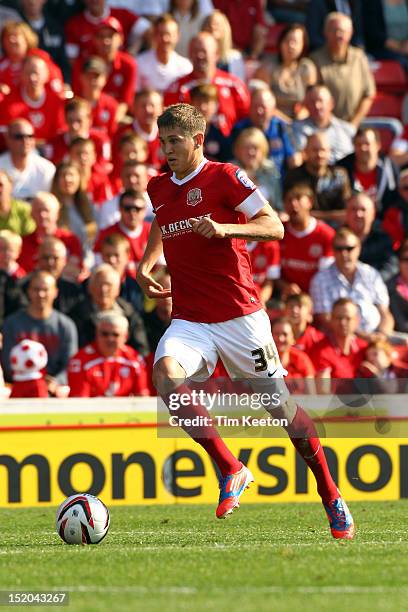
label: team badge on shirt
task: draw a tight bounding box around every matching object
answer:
[236,169,256,190]
[187,188,203,206]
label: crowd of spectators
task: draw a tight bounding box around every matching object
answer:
[0,0,407,398]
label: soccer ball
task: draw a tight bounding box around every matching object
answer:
[56,494,110,545]
[10,339,47,380]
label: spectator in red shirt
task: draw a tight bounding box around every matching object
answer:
[277,182,335,298]
[213,0,267,58]
[247,239,280,306]
[271,315,316,393]
[68,137,113,206]
[110,132,149,195]
[19,191,82,277]
[45,97,111,169]
[94,189,151,278]
[284,292,325,352]
[68,312,149,397]
[311,297,368,393]
[0,230,25,280]
[77,56,119,138]
[0,54,65,144]
[164,31,250,136]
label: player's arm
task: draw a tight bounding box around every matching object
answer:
[190,205,284,242]
[136,218,171,299]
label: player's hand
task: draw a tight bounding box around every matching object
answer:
[136,270,172,299]
[190,217,226,239]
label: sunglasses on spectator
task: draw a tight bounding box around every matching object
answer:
[10,133,34,140]
[99,330,120,337]
[121,204,145,212]
[334,245,357,252]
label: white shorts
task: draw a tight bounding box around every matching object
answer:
[154,310,288,384]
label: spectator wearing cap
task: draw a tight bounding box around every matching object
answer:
[137,14,192,94]
[190,84,233,163]
[0,169,35,235]
[68,312,149,397]
[213,0,267,59]
[77,56,119,138]
[284,132,351,224]
[292,84,355,163]
[72,16,137,121]
[0,119,55,201]
[338,126,399,214]
[382,168,408,250]
[64,0,151,62]
[310,227,394,339]
[284,292,326,352]
[164,32,250,136]
[345,192,398,281]
[310,12,375,125]
[277,182,335,297]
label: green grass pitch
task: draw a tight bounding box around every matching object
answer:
[0,502,407,612]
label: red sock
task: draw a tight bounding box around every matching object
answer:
[163,385,242,477]
[284,405,338,503]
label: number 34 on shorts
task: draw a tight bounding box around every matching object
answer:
[251,343,278,372]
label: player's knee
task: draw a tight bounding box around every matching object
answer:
[153,357,186,395]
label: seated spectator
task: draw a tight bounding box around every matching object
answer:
[311,297,367,392]
[201,10,246,81]
[284,292,325,351]
[45,97,111,169]
[51,160,97,256]
[345,192,398,280]
[1,270,78,389]
[278,182,335,296]
[0,230,25,279]
[271,316,316,393]
[94,189,152,278]
[0,119,55,201]
[390,125,408,169]
[310,227,394,338]
[171,0,213,58]
[77,56,119,139]
[285,132,351,223]
[109,133,149,196]
[19,192,82,278]
[0,54,66,144]
[137,14,192,93]
[338,126,399,213]
[98,161,152,230]
[233,86,300,179]
[9,338,49,398]
[254,23,317,120]
[306,0,364,50]
[0,21,63,95]
[68,263,149,354]
[68,137,113,206]
[164,32,250,136]
[17,0,70,81]
[387,238,408,333]
[310,12,375,125]
[233,127,282,209]
[212,0,267,59]
[99,233,144,312]
[382,168,408,250]
[267,0,309,24]
[0,266,25,328]
[68,312,149,397]
[190,84,233,162]
[363,0,408,71]
[292,85,355,162]
[0,170,35,235]
[71,17,137,121]
[247,239,280,307]
[64,0,151,62]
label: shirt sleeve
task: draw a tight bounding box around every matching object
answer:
[372,269,390,307]
[223,163,268,217]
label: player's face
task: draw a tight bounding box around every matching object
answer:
[97,322,127,356]
[159,126,202,179]
[331,304,359,337]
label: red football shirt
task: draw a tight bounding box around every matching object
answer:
[294,324,325,353]
[247,240,280,291]
[164,69,250,136]
[0,54,63,93]
[44,129,111,167]
[68,342,149,397]
[148,159,268,323]
[280,218,335,292]
[0,86,66,142]
[213,0,266,51]
[19,228,82,273]
[311,335,368,378]
[90,92,119,138]
[354,167,377,201]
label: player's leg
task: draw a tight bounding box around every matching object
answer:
[153,321,244,492]
[212,310,354,539]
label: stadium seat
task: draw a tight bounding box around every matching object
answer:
[370,60,407,95]
[368,92,403,120]
[361,117,403,154]
[264,23,286,53]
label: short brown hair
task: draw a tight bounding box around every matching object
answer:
[190,84,218,102]
[157,103,206,137]
[101,233,130,252]
[332,297,357,311]
[285,293,313,310]
[65,97,91,117]
[334,227,360,244]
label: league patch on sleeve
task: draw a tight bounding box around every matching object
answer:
[235,169,256,190]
